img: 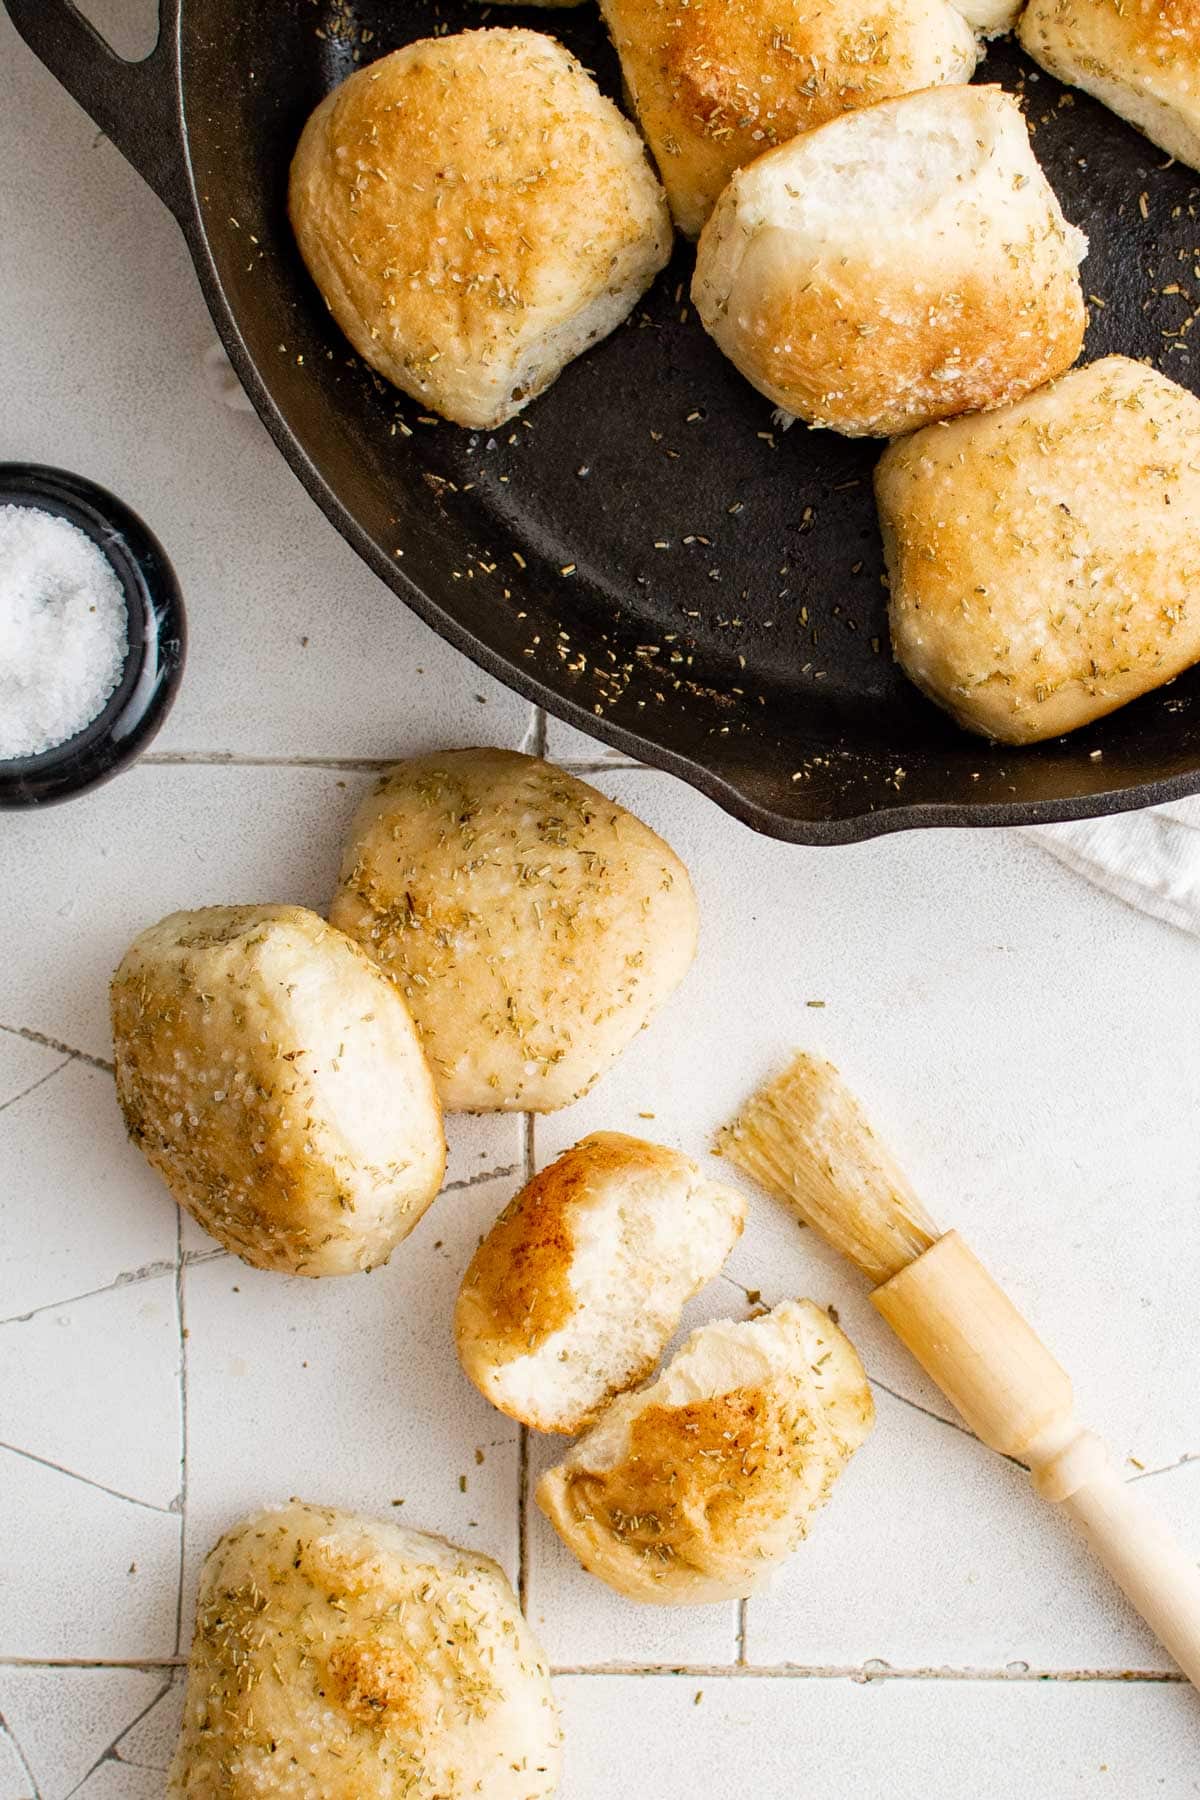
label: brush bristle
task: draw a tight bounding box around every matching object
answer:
[716,1053,939,1286]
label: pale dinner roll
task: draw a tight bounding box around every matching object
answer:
[111,905,445,1275]
[330,749,699,1113]
[876,355,1200,744]
[456,1133,747,1433]
[169,1502,561,1799]
[600,0,978,238]
[1020,0,1200,172]
[289,29,671,430]
[536,1299,874,1604]
[693,86,1088,440]
[949,0,1022,35]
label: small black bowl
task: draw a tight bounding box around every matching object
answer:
[0,464,186,808]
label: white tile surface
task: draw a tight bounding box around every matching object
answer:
[5,0,1200,1788]
[553,1674,1200,1798]
[746,1394,1200,1673]
[0,1275,180,1509]
[180,1172,524,1648]
[0,1667,168,1800]
[0,1046,177,1322]
[0,1447,179,1661]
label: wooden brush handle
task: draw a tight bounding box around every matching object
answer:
[873,1232,1200,1689]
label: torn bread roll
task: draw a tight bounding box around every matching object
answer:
[111,905,445,1275]
[456,1133,747,1433]
[536,1299,874,1603]
[169,1502,561,1799]
[876,355,1200,744]
[1019,0,1200,173]
[600,0,978,238]
[290,29,671,429]
[330,749,699,1113]
[692,86,1088,440]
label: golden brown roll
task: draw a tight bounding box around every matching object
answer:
[111,905,445,1275]
[876,356,1200,744]
[289,29,671,429]
[536,1299,874,1604]
[1020,0,1200,173]
[599,0,979,238]
[455,1133,746,1433]
[692,86,1088,440]
[169,1502,561,1799]
[330,749,699,1113]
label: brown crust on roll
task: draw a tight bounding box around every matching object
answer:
[877,355,1200,743]
[537,1299,874,1603]
[600,0,978,237]
[330,750,699,1114]
[1019,0,1200,173]
[455,1132,746,1433]
[692,86,1088,439]
[289,28,671,428]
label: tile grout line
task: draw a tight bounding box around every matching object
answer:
[0,1656,1180,1684]
[136,749,642,775]
[0,1022,113,1075]
[545,1663,1187,1685]
[173,1210,190,1660]
[0,1440,174,1517]
[0,1055,72,1119]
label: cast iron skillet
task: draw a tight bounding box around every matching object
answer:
[9,0,1200,842]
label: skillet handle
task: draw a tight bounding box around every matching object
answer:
[2,0,186,219]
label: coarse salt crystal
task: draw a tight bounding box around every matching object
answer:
[0,503,128,760]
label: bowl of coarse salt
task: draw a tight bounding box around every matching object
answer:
[0,464,185,808]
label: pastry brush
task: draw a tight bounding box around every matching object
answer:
[717,1052,1200,1689]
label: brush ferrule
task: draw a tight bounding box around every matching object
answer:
[871,1231,1074,1462]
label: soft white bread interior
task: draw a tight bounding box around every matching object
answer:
[1019,0,1200,173]
[536,1299,874,1603]
[456,1132,747,1433]
[949,0,1022,37]
[289,29,671,429]
[599,0,978,238]
[168,1502,561,1799]
[330,749,699,1113]
[111,905,445,1275]
[693,85,1088,440]
[877,355,1200,744]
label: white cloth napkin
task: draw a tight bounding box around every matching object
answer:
[1025,799,1200,938]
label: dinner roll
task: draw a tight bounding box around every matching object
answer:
[536,1299,874,1604]
[111,905,445,1275]
[600,0,978,238]
[329,750,699,1113]
[1020,0,1200,173]
[289,29,671,430]
[950,0,1022,36]
[876,356,1200,744]
[692,86,1088,440]
[456,1133,747,1433]
[169,1502,561,1799]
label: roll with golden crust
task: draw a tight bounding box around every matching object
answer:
[876,356,1200,744]
[537,1299,874,1604]
[290,29,671,429]
[330,749,699,1113]
[111,905,445,1275]
[169,1502,561,1799]
[456,1132,746,1433]
[693,86,1088,440]
[1020,0,1200,173]
[599,0,979,238]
